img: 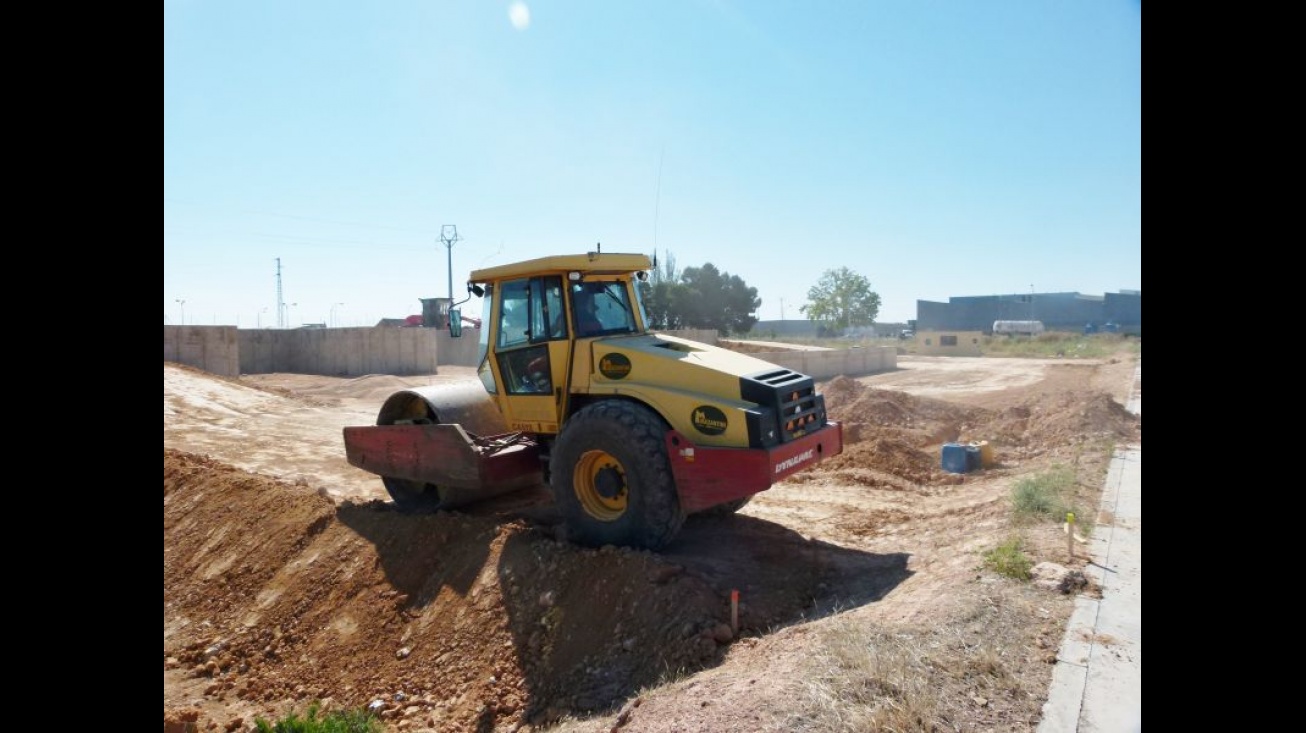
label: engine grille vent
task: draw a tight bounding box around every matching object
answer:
[740,368,828,444]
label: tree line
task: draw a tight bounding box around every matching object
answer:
[637,252,882,337]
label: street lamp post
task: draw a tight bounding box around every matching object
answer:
[331,302,345,327]
[175,299,187,325]
[258,307,268,328]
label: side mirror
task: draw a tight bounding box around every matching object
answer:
[449,308,462,338]
[468,283,485,298]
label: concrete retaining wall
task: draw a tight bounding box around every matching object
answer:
[163,326,241,377]
[434,328,483,368]
[164,325,894,379]
[744,346,896,380]
[668,330,896,379]
[166,326,444,376]
[237,327,440,376]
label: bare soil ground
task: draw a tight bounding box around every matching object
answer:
[164,349,1140,733]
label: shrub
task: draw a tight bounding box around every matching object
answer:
[253,702,384,733]
[980,332,1125,359]
[1010,465,1080,523]
[983,536,1034,580]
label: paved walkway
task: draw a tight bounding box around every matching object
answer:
[1038,361,1141,732]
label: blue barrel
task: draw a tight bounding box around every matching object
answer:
[965,445,982,471]
[941,443,970,473]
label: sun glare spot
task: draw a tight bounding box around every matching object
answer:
[509,2,531,31]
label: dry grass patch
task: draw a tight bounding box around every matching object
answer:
[788,586,1061,732]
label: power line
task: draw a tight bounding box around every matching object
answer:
[164,197,428,234]
[165,226,434,251]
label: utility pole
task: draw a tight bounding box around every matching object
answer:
[276,257,286,328]
[440,225,461,304]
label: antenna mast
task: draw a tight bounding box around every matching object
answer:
[653,146,664,251]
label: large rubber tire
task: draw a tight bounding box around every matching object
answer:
[550,400,685,550]
[381,477,443,513]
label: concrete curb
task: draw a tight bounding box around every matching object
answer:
[1038,362,1141,733]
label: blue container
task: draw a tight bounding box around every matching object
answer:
[941,443,970,473]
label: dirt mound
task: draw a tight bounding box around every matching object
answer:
[165,449,764,731]
[817,377,992,486]
[817,374,1140,486]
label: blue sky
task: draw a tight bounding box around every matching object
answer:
[164,1,1141,329]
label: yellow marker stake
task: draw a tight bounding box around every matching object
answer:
[1066,512,1076,560]
[731,589,739,635]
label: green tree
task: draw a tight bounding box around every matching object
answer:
[639,250,682,329]
[638,253,760,335]
[801,267,881,331]
[679,263,760,336]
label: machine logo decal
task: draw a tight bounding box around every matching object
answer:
[692,406,728,435]
[599,353,631,379]
[775,448,816,475]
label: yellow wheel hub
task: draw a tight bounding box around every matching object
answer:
[573,449,628,521]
